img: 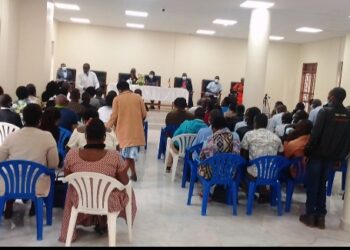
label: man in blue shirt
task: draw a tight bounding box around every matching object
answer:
[55,95,78,131]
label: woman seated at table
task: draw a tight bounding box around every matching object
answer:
[59,118,137,243]
[145,70,159,110]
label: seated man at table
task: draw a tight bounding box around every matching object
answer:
[165,97,194,127]
[175,73,194,108]
[206,76,222,101]
[145,70,159,109]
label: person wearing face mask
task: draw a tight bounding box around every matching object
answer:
[127,68,138,86]
[175,73,194,108]
[145,70,160,109]
[76,63,100,92]
[206,76,223,101]
[56,63,74,84]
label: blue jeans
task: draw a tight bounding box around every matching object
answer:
[305,157,332,216]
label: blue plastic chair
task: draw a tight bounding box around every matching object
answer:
[58,127,72,161]
[246,156,290,216]
[187,154,246,216]
[0,161,55,240]
[181,143,203,188]
[285,157,306,213]
[327,160,347,197]
[144,121,149,150]
[157,125,179,160]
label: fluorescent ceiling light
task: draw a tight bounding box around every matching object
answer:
[213,19,238,27]
[70,18,90,24]
[55,3,80,11]
[125,10,148,18]
[126,23,145,29]
[240,1,275,9]
[296,27,323,33]
[196,30,216,35]
[269,36,284,41]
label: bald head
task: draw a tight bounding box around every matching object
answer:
[55,94,69,107]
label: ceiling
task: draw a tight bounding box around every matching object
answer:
[54,0,350,44]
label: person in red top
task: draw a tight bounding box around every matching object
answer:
[232,78,245,105]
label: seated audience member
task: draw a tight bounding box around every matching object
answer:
[59,119,136,243]
[225,102,237,119]
[275,112,293,139]
[55,95,78,131]
[173,107,207,137]
[85,86,100,109]
[42,81,59,103]
[98,91,117,123]
[165,97,194,127]
[26,83,42,107]
[57,82,71,97]
[241,114,284,202]
[226,104,245,132]
[67,88,85,121]
[221,97,231,114]
[189,98,207,114]
[271,101,284,117]
[40,107,61,143]
[267,104,287,132]
[134,89,149,112]
[0,94,23,128]
[234,105,249,132]
[0,86,4,96]
[0,104,59,218]
[67,109,118,150]
[145,70,159,109]
[198,116,241,180]
[95,88,106,107]
[284,120,313,178]
[203,99,216,125]
[12,86,30,119]
[292,102,306,116]
[236,107,261,141]
[308,99,323,125]
[81,92,96,111]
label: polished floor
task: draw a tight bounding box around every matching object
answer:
[0,110,349,247]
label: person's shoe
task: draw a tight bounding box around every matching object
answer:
[4,209,12,220]
[315,216,325,230]
[166,166,171,173]
[130,174,138,182]
[299,214,316,228]
[94,225,107,236]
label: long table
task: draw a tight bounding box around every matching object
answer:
[107,84,189,104]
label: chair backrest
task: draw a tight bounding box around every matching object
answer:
[118,73,131,82]
[201,80,214,96]
[250,156,290,184]
[0,122,20,145]
[171,134,197,157]
[174,77,192,88]
[185,143,204,163]
[290,157,306,182]
[63,172,131,215]
[200,154,246,185]
[58,127,72,160]
[162,125,179,139]
[0,161,55,199]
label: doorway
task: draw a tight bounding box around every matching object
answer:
[299,63,318,111]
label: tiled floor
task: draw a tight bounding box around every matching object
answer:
[0,110,349,246]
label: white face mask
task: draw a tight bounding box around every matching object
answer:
[215,79,219,83]
[62,67,67,71]
[149,75,154,79]
[182,76,187,81]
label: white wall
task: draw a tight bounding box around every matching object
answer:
[55,22,301,109]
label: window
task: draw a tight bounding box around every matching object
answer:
[299,63,318,111]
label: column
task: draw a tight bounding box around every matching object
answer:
[243,8,271,109]
[341,159,350,232]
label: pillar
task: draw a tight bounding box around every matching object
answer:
[341,152,350,232]
[243,8,271,109]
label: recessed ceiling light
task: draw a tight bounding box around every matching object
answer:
[196,30,216,35]
[269,36,285,41]
[296,27,323,33]
[240,1,275,9]
[70,18,90,24]
[125,10,148,18]
[126,23,145,29]
[55,3,80,11]
[213,19,238,27]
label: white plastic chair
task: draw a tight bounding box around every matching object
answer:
[164,134,197,182]
[0,122,20,145]
[63,172,133,247]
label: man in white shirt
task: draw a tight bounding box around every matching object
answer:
[308,99,323,125]
[206,76,222,98]
[76,63,100,92]
[267,104,287,132]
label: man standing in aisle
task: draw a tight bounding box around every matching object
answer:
[301,87,350,229]
[76,63,100,92]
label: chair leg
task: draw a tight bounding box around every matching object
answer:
[125,201,133,243]
[187,175,196,205]
[44,196,53,226]
[66,208,79,247]
[285,181,295,213]
[107,213,118,247]
[35,199,44,241]
[342,169,347,191]
[171,155,179,182]
[232,184,238,216]
[270,186,277,207]
[0,198,5,223]
[181,162,188,189]
[246,182,256,216]
[201,184,210,216]
[164,139,171,171]
[327,170,336,196]
[276,183,283,216]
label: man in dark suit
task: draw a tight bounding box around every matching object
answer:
[175,73,193,108]
[56,63,74,83]
[0,94,23,128]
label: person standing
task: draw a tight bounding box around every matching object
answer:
[308,99,323,125]
[76,63,100,92]
[145,70,159,109]
[175,73,193,108]
[106,81,147,182]
[301,87,350,229]
[56,63,74,83]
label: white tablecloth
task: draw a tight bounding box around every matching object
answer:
[107,84,189,103]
